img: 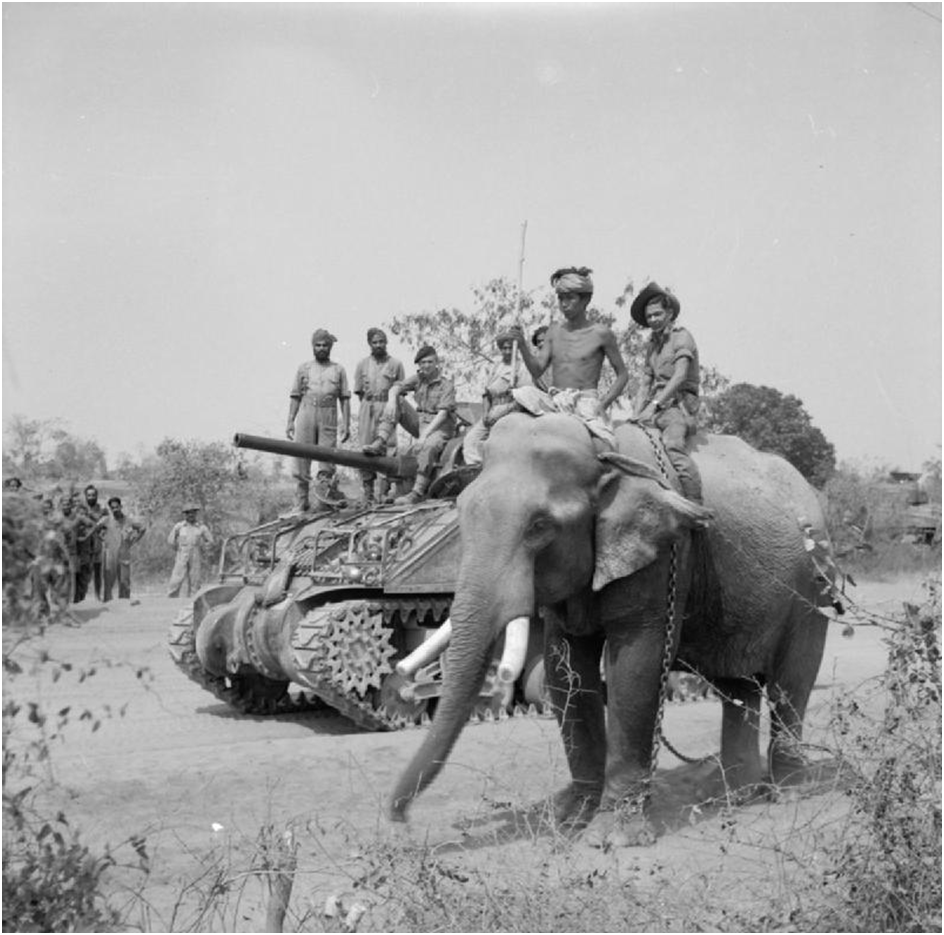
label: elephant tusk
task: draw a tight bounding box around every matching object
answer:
[496,616,530,684]
[396,618,453,678]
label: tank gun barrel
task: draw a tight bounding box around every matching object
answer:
[233,433,417,480]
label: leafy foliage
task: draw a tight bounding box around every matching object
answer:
[134,438,239,530]
[387,278,553,399]
[702,382,836,485]
[2,493,73,624]
[3,415,107,485]
[388,275,646,401]
[819,575,942,932]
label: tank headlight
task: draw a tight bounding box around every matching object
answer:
[342,565,363,582]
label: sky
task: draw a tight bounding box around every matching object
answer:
[3,2,941,472]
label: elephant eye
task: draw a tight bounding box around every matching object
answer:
[526,516,555,540]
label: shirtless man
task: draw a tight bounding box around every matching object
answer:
[510,266,628,417]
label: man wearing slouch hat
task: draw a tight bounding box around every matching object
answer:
[630,282,703,503]
[363,345,456,505]
[509,266,628,419]
[353,328,406,503]
[286,329,351,513]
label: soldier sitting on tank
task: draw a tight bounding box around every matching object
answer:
[362,345,456,505]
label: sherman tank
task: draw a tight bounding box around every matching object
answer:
[168,431,549,730]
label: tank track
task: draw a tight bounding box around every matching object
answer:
[172,598,719,730]
[168,608,329,717]
[292,598,446,732]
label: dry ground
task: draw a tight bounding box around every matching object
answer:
[3,575,927,932]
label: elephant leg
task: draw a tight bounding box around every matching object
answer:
[715,677,766,793]
[542,604,606,825]
[578,616,669,848]
[766,608,829,785]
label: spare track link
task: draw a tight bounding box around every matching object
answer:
[167,608,329,717]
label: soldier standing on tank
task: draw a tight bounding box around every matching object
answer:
[363,345,456,505]
[286,329,351,513]
[353,328,405,504]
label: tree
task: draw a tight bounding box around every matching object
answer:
[3,415,47,478]
[386,275,735,427]
[2,415,107,484]
[387,278,551,399]
[134,439,240,531]
[387,275,649,402]
[48,430,107,480]
[703,383,836,486]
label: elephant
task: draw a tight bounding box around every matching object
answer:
[389,411,840,847]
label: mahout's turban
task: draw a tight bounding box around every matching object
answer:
[550,266,594,296]
[495,329,516,345]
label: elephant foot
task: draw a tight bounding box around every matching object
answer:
[549,782,602,830]
[769,752,842,793]
[688,759,768,804]
[579,804,656,849]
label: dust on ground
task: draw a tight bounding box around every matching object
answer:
[3,575,929,931]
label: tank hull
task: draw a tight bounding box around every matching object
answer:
[168,499,549,729]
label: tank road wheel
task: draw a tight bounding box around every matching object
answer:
[222,673,292,714]
[373,670,429,726]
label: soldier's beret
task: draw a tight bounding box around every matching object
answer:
[414,345,437,363]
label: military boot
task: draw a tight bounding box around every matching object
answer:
[361,477,376,505]
[393,473,430,506]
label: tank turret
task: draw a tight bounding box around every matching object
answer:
[168,429,548,730]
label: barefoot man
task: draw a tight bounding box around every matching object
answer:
[510,266,628,419]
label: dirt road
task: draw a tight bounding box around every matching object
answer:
[5,577,924,931]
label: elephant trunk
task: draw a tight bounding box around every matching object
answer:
[389,570,534,821]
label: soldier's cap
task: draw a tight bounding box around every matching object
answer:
[182,504,200,513]
[84,484,98,494]
[550,266,594,296]
[311,328,337,345]
[414,345,437,363]
[630,281,681,327]
[108,496,122,507]
[366,327,387,342]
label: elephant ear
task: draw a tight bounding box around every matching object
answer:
[593,468,712,592]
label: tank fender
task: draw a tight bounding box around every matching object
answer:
[194,589,258,676]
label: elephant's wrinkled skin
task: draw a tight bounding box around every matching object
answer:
[389,413,835,847]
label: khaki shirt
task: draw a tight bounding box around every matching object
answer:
[354,355,406,402]
[290,361,350,407]
[483,358,531,403]
[644,326,700,397]
[403,372,457,434]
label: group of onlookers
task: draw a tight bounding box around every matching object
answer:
[3,479,214,612]
[2,480,144,611]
